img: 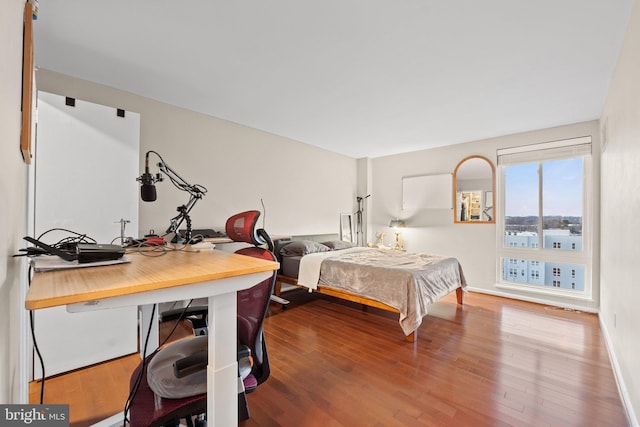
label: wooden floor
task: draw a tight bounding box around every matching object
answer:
[30,290,629,427]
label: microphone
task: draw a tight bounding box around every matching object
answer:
[139,153,157,202]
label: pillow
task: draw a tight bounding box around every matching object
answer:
[322,240,356,250]
[279,240,331,257]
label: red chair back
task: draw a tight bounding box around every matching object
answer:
[225,210,276,384]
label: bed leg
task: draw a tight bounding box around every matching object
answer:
[405,331,416,343]
[274,280,282,296]
[456,287,464,305]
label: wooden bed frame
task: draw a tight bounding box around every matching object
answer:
[274,274,464,343]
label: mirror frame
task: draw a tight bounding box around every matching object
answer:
[21,1,35,164]
[453,155,496,224]
[340,213,354,242]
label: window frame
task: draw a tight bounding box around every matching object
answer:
[496,137,594,300]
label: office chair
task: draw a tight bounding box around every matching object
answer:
[127,210,277,427]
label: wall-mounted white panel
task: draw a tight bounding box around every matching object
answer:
[32,91,140,378]
[402,173,452,210]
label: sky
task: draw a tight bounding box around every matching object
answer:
[505,158,583,217]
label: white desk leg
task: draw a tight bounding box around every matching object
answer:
[208,292,238,427]
[139,304,159,359]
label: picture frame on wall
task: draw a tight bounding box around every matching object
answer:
[340,213,354,243]
[21,1,35,164]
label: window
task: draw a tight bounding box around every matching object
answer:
[497,136,592,296]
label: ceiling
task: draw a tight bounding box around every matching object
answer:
[33,1,634,159]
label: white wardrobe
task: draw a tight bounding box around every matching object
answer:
[31,91,140,378]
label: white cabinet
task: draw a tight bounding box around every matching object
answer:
[31,92,140,378]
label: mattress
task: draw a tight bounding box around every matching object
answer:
[281,255,301,279]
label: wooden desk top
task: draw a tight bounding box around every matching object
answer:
[25,248,279,310]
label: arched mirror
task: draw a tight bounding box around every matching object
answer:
[453,155,495,223]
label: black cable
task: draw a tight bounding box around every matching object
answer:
[25,231,90,405]
[129,244,169,257]
[159,300,193,348]
[27,263,46,404]
[36,228,97,246]
[123,304,156,426]
[30,311,45,404]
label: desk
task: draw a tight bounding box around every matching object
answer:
[25,248,279,427]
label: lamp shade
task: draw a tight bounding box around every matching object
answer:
[389,219,406,228]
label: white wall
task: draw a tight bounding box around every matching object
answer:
[369,120,601,310]
[600,0,640,423]
[36,69,358,239]
[1,0,31,404]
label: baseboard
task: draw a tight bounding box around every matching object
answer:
[466,286,599,313]
[598,314,639,427]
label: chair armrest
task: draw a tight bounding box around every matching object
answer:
[172,345,252,378]
[173,350,207,378]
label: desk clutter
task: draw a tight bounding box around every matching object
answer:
[19,235,127,271]
[123,227,229,248]
[17,229,226,274]
[21,235,124,261]
[133,229,230,246]
[175,228,230,244]
[179,229,227,239]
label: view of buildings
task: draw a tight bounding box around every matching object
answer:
[503,227,585,291]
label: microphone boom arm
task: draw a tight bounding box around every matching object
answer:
[158,160,205,198]
[166,192,202,236]
[137,151,207,243]
[158,160,206,243]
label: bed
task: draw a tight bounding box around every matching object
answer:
[273,236,467,342]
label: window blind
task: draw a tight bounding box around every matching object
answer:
[497,136,592,165]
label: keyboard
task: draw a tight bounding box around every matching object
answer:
[179,229,227,239]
